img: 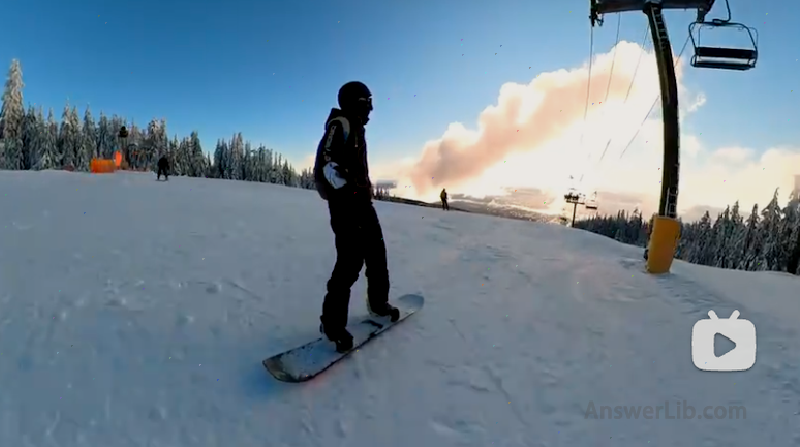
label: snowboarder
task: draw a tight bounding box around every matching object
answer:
[440,188,450,210]
[313,81,400,352]
[157,156,169,181]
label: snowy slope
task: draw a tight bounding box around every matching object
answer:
[0,170,798,447]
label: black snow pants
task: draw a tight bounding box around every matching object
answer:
[441,199,449,210]
[321,198,390,330]
[157,166,168,180]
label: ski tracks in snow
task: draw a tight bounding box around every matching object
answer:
[2,172,799,446]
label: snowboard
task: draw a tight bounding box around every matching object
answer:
[263,294,424,383]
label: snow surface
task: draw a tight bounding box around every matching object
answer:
[1,169,798,447]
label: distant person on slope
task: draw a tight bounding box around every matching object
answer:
[440,188,449,210]
[157,156,169,181]
[313,81,400,353]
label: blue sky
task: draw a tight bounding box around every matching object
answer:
[2,0,798,207]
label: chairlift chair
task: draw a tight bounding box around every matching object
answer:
[584,191,598,210]
[688,19,758,71]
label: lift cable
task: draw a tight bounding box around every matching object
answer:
[618,34,691,161]
[576,15,621,185]
[580,21,649,183]
[577,25,596,157]
[602,15,623,105]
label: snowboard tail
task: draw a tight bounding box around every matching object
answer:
[263,294,424,383]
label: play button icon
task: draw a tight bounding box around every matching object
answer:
[714,332,736,358]
[692,310,757,372]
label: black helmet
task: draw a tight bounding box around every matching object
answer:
[338,81,373,121]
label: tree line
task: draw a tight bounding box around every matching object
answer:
[574,189,800,275]
[13,57,796,276]
[0,59,317,187]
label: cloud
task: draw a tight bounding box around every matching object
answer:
[710,146,753,164]
[381,40,800,219]
[404,41,663,196]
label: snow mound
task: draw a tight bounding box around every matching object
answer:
[0,170,797,446]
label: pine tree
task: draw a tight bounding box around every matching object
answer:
[243,142,252,181]
[144,118,167,171]
[28,107,46,170]
[37,108,59,170]
[741,203,763,270]
[167,135,178,175]
[189,131,203,177]
[782,191,800,274]
[58,102,77,168]
[726,201,746,269]
[21,105,39,170]
[760,189,783,270]
[83,106,97,162]
[0,59,25,170]
[176,137,188,176]
[126,120,143,169]
[229,133,244,180]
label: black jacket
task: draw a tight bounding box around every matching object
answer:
[157,157,169,170]
[313,108,372,201]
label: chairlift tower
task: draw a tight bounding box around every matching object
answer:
[589,0,754,274]
[564,190,585,227]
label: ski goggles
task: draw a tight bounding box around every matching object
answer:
[358,97,373,108]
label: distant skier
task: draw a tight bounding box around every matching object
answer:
[157,156,169,181]
[440,188,449,210]
[313,81,400,352]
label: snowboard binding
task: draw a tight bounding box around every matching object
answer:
[319,323,354,353]
[366,300,400,322]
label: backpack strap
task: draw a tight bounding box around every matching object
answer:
[327,116,350,143]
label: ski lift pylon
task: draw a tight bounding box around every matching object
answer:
[688,0,758,71]
[564,188,583,205]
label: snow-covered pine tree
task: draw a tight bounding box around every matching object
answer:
[126,120,143,169]
[782,190,800,274]
[21,105,40,170]
[693,211,713,265]
[83,106,97,159]
[78,106,96,171]
[212,139,223,178]
[725,201,746,269]
[189,131,203,177]
[272,153,284,184]
[760,189,784,270]
[144,118,165,171]
[96,113,111,162]
[282,159,293,186]
[229,133,244,180]
[204,152,213,177]
[0,59,25,170]
[262,146,273,182]
[58,102,77,169]
[212,139,222,178]
[176,136,189,176]
[243,142,253,181]
[741,203,763,270]
[167,135,178,175]
[28,107,47,170]
[299,168,314,189]
[711,206,734,268]
[37,108,59,170]
[68,106,86,170]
